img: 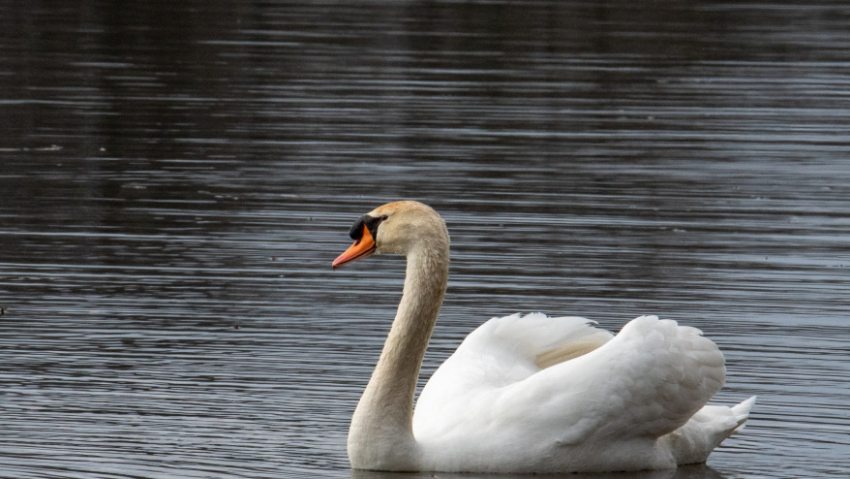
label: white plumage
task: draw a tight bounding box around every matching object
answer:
[414,313,749,472]
[334,201,755,473]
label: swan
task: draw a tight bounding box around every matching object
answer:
[333,200,755,473]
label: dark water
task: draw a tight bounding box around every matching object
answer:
[1,1,848,478]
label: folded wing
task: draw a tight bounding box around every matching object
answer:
[413,314,726,471]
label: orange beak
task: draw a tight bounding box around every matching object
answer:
[332,225,376,270]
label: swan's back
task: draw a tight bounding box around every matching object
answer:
[413,314,735,473]
[421,313,613,393]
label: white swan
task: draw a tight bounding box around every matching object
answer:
[333,200,755,473]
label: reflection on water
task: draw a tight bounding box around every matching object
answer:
[1,0,849,478]
[350,464,726,479]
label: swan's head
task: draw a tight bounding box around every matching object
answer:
[332,201,449,270]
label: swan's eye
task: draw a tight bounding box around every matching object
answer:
[349,214,388,241]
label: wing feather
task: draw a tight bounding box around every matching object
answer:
[414,314,726,453]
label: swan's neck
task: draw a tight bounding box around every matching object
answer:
[348,246,449,471]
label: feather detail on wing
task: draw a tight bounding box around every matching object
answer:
[413,313,614,455]
[417,313,612,401]
[414,314,727,464]
[575,315,727,440]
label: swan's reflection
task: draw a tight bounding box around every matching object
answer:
[351,463,725,479]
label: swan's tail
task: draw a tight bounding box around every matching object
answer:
[730,395,757,434]
[666,396,757,466]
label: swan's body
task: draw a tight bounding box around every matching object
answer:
[333,201,755,473]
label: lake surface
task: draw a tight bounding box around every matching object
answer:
[1,1,848,478]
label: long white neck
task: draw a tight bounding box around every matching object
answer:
[347,245,449,471]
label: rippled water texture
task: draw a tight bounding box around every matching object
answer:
[1,1,848,478]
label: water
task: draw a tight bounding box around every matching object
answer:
[1,1,848,478]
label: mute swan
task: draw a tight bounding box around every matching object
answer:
[333,200,755,473]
